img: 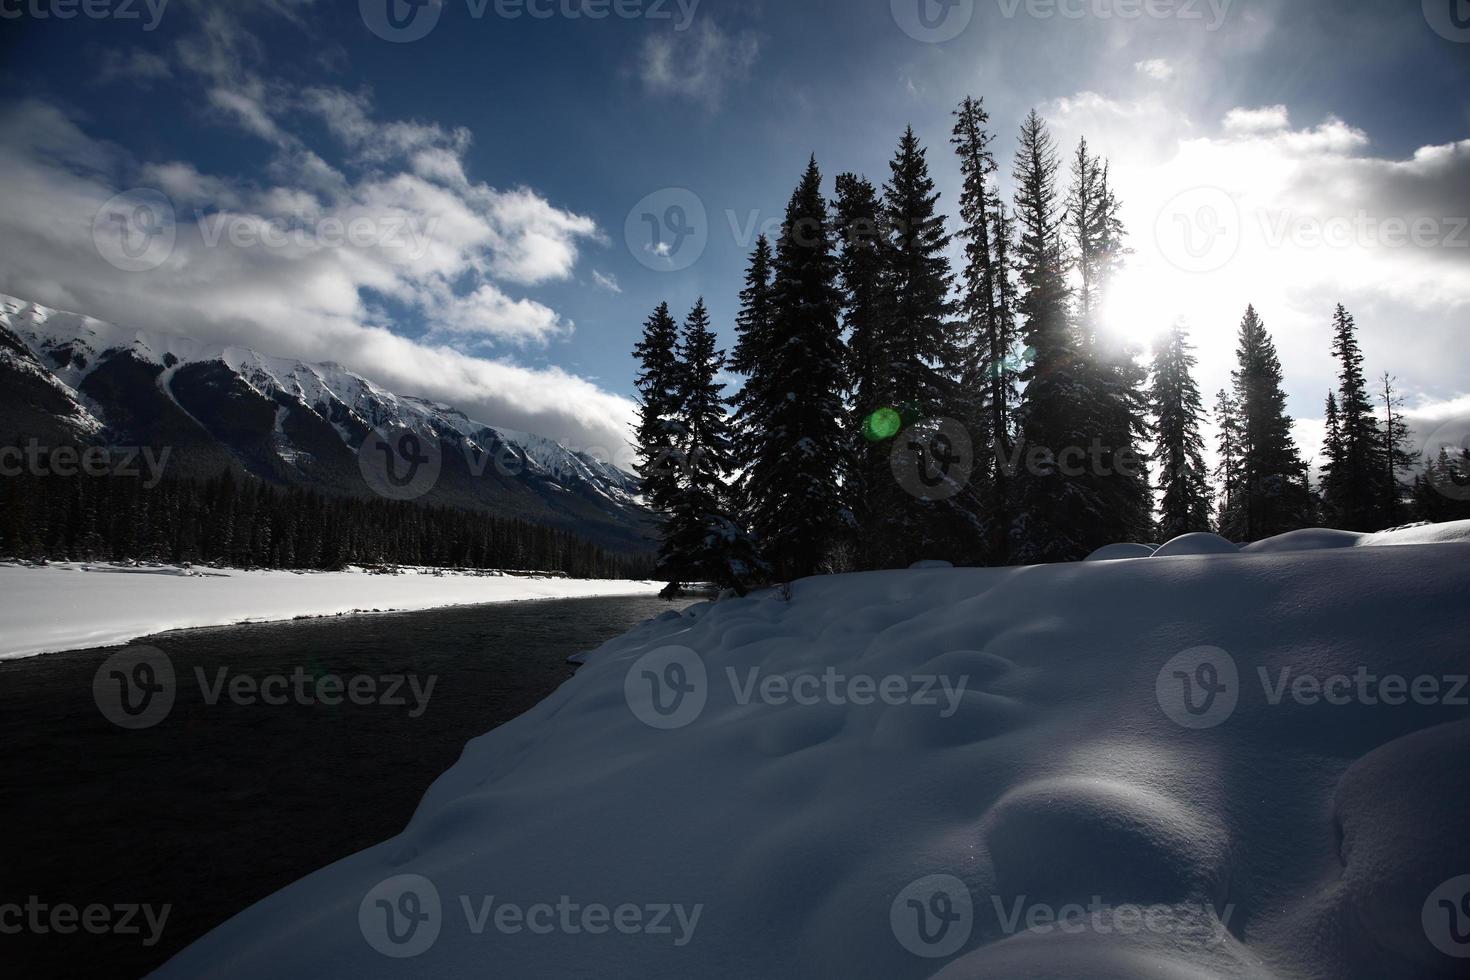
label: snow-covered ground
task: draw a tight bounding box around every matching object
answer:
[0,563,662,660]
[150,522,1469,978]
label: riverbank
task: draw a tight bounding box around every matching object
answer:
[0,594,690,980]
[0,561,663,660]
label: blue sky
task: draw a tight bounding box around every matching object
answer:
[1,0,1467,462]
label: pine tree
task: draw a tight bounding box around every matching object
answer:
[633,302,684,518]
[833,173,892,568]
[734,156,851,580]
[659,300,764,596]
[1320,391,1344,522]
[879,126,965,565]
[1009,110,1098,563]
[1219,305,1313,541]
[1213,389,1241,531]
[951,95,1017,561]
[1379,372,1419,523]
[1064,138,1151,548]
[1323,304,1388,529]
[1149,322,1213,539]
[729,235,776,515]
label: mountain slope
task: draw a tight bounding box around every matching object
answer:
[0,294,653,553]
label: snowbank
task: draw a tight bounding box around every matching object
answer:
[155,523,1470,978]
[0,563,662,660]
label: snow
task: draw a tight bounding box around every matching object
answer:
[152,521,1470,979]
[1085,543,1156,561]
[1151,532,1240,558]
[0,563,662,661]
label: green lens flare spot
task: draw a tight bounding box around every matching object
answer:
[863,407,903,443]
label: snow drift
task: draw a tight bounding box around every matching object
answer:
[154,523,1470,979]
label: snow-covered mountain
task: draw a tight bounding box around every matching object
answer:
[0,294,652,552]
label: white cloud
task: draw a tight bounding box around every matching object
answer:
[638,21,760,109]
[1134,59,1174,81]
[97,49,173,86]
[592,271,623,294]
[1223,105,1291,134]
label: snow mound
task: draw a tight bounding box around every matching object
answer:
[1085,543,1157,561]
[1151,533,1240,558]
[156,531,1470,979]
[1240,528,1364,554]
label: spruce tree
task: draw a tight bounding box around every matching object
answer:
[951,96,1017,561]
[1378,372,1419,523]
[1219,305,1313,541]
[659,299,764,596]
[729,235,776,514]
[1149,322,1213,538]
[1323,304,1388,529]
[1213,389,1241,532]
[1320,391,1344,521]
[1064,139,1151,547]
[632,302,684,518]
[735,156,851,580]
[833,173,892,568]
[881,126,966,565]
[1009,110,1097,563]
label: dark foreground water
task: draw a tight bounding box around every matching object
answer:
[0,594,689,979]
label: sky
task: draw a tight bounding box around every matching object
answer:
[0,0,1467,468]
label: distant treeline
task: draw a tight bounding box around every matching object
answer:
[0,468,655,580]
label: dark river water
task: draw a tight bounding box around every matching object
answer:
[0,594,690,979]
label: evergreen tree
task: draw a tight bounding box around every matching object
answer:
[1219,305,1314,540]
[1323,304,1388,529]
[735,156,851,580]
[1379,372,1419,523]
[1009,110,1097,563]
[729,234,776,516]
[1320,391,1344,522]
[1213,389,1241,531]
[1149,322,1213,538]
[632,302,684,518]
[659,300,765,596]
[951,95,1017,561]
[879,126,965,565]
[1064,138,1151,547]
[832,173,892,568]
